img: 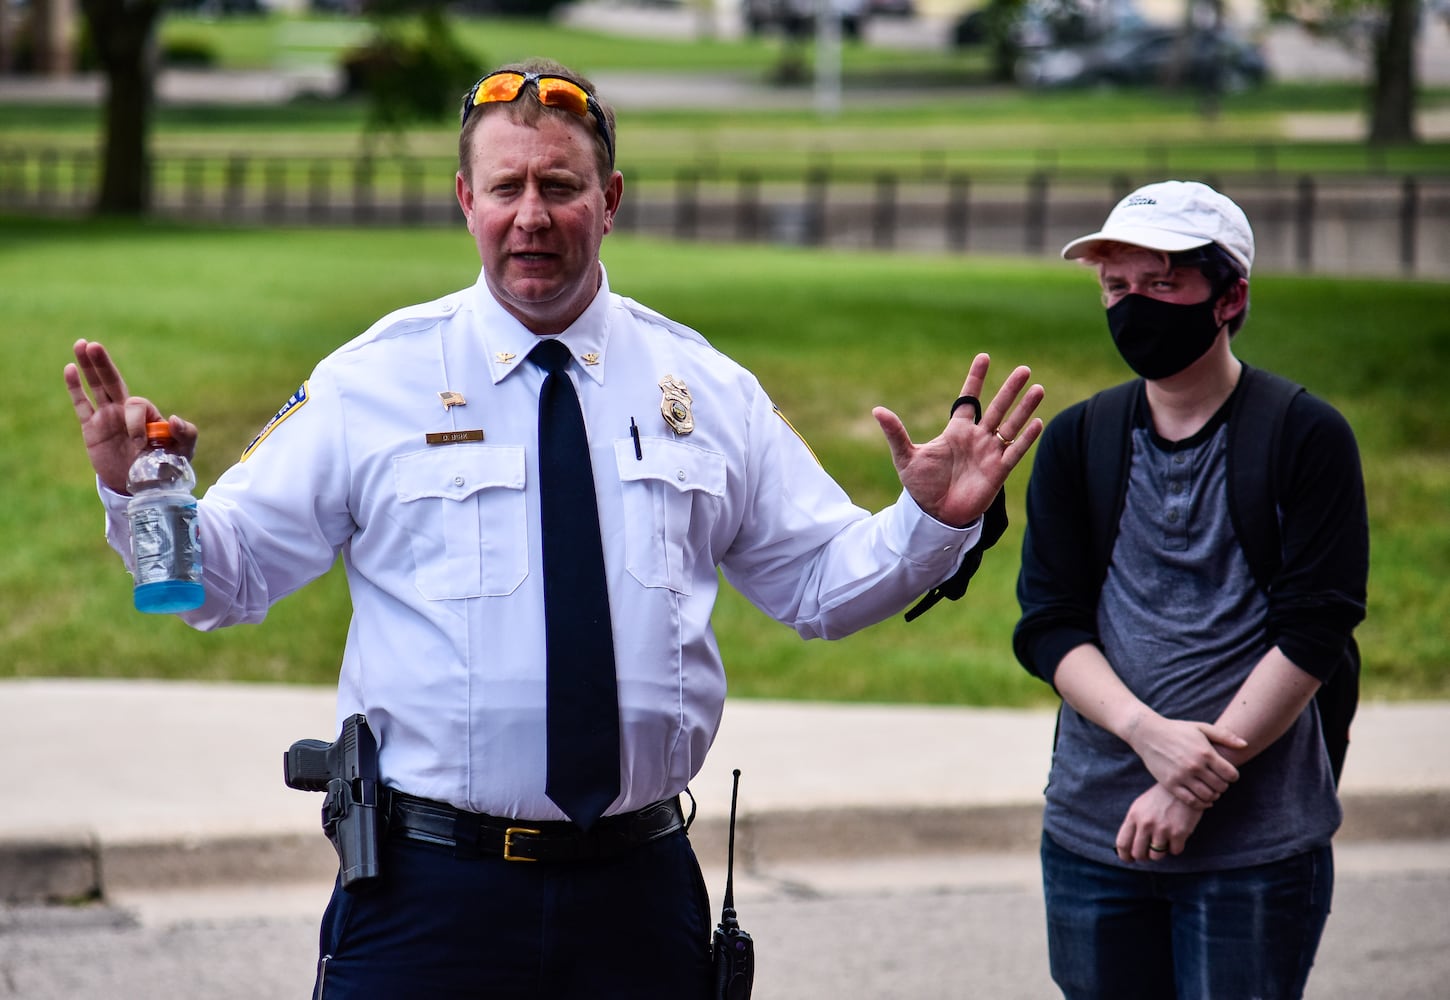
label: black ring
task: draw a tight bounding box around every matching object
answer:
[951,395,982,424]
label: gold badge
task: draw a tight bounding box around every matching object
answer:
[582,352,600,366]
[494,352,516,365]
[438,391,466,410]
[659,375,694,435]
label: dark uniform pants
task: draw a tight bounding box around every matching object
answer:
[312,828,713,999]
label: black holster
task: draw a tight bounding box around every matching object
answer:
[283,713,385,892]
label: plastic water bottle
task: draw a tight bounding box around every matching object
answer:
[127,420,204,614]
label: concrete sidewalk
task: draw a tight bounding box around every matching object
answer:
[2,678,1447,904]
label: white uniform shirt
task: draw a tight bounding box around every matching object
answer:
[102,268,981,820]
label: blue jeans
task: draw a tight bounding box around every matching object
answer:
[1041,832,1333,1000]
[312,828,713,999]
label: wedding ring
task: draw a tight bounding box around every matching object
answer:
[1148,843,1168,853]
[994,430,1014,447]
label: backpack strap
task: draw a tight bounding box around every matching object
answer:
[1228,365,1357,786]
[1226,365,1304,591]
[1081,379,1142,585]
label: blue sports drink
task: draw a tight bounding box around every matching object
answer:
[127,421,204,614]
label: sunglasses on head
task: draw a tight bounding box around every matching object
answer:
[463,71,615,168]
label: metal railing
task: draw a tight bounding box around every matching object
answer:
[3,147,1445,278]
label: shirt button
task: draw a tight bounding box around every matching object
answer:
[1170,482,1183,495]
[1174,454,1187,465]
[676,470,687,481]
[1167,509,1180,523]
[453,476,465,486]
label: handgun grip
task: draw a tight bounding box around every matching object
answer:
[282,738,334,790]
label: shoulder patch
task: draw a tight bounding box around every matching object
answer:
[774,405,820,465]
[241,382,309,461]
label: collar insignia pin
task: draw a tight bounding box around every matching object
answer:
[582,352,600,366]
[495,351,516,365]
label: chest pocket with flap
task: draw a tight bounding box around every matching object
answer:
[614,437,726,594]
[393,445,527,600]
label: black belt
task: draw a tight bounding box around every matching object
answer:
[387,791,686,863]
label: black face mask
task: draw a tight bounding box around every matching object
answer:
[1105,293,1223,380]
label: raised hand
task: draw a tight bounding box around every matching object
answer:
[872,353,1045,527]
[63,339,197,495]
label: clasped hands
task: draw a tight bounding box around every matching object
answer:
[1116,712,1248,863]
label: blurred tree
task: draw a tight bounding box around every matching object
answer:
[1267,0,1420,143]
[0,0,16,73]
[1366,0,1419,141]
[345,2,482,144]
[75,0,482,214]
[983,0,1028,82]
[78,0,164,215]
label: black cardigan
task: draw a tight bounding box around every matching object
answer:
[1013,377,1369,687]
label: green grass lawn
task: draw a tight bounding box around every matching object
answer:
[3,217,1446,704]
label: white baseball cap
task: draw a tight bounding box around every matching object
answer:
[1061,180,1254,276]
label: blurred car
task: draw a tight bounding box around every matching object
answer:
[169,0,269,13]
[954,0,1137,58]
[1016,24,1268,91]
[742,0,868,40]
[866,0,916,18]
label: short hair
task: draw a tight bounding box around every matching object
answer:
[1169,243,1250,335]
[457,58,617,188]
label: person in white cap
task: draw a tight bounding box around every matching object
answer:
[1013,181,1368,999]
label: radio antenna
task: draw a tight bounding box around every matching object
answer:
[724,768,742,924]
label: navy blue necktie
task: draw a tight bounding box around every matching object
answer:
[529,339,621,830]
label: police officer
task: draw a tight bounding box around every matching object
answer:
[64,58,1044,1000]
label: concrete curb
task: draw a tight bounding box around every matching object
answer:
[5,684,1448,905]
[5,792,1448,906]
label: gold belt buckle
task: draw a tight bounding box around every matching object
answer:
[503,826,541,862]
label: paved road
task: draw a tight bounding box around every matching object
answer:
[2,840,1448,999]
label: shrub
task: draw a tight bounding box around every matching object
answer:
[162,35,219,68]
[340,14,482,128]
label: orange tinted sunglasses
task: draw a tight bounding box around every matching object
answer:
[463,71,615,168]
